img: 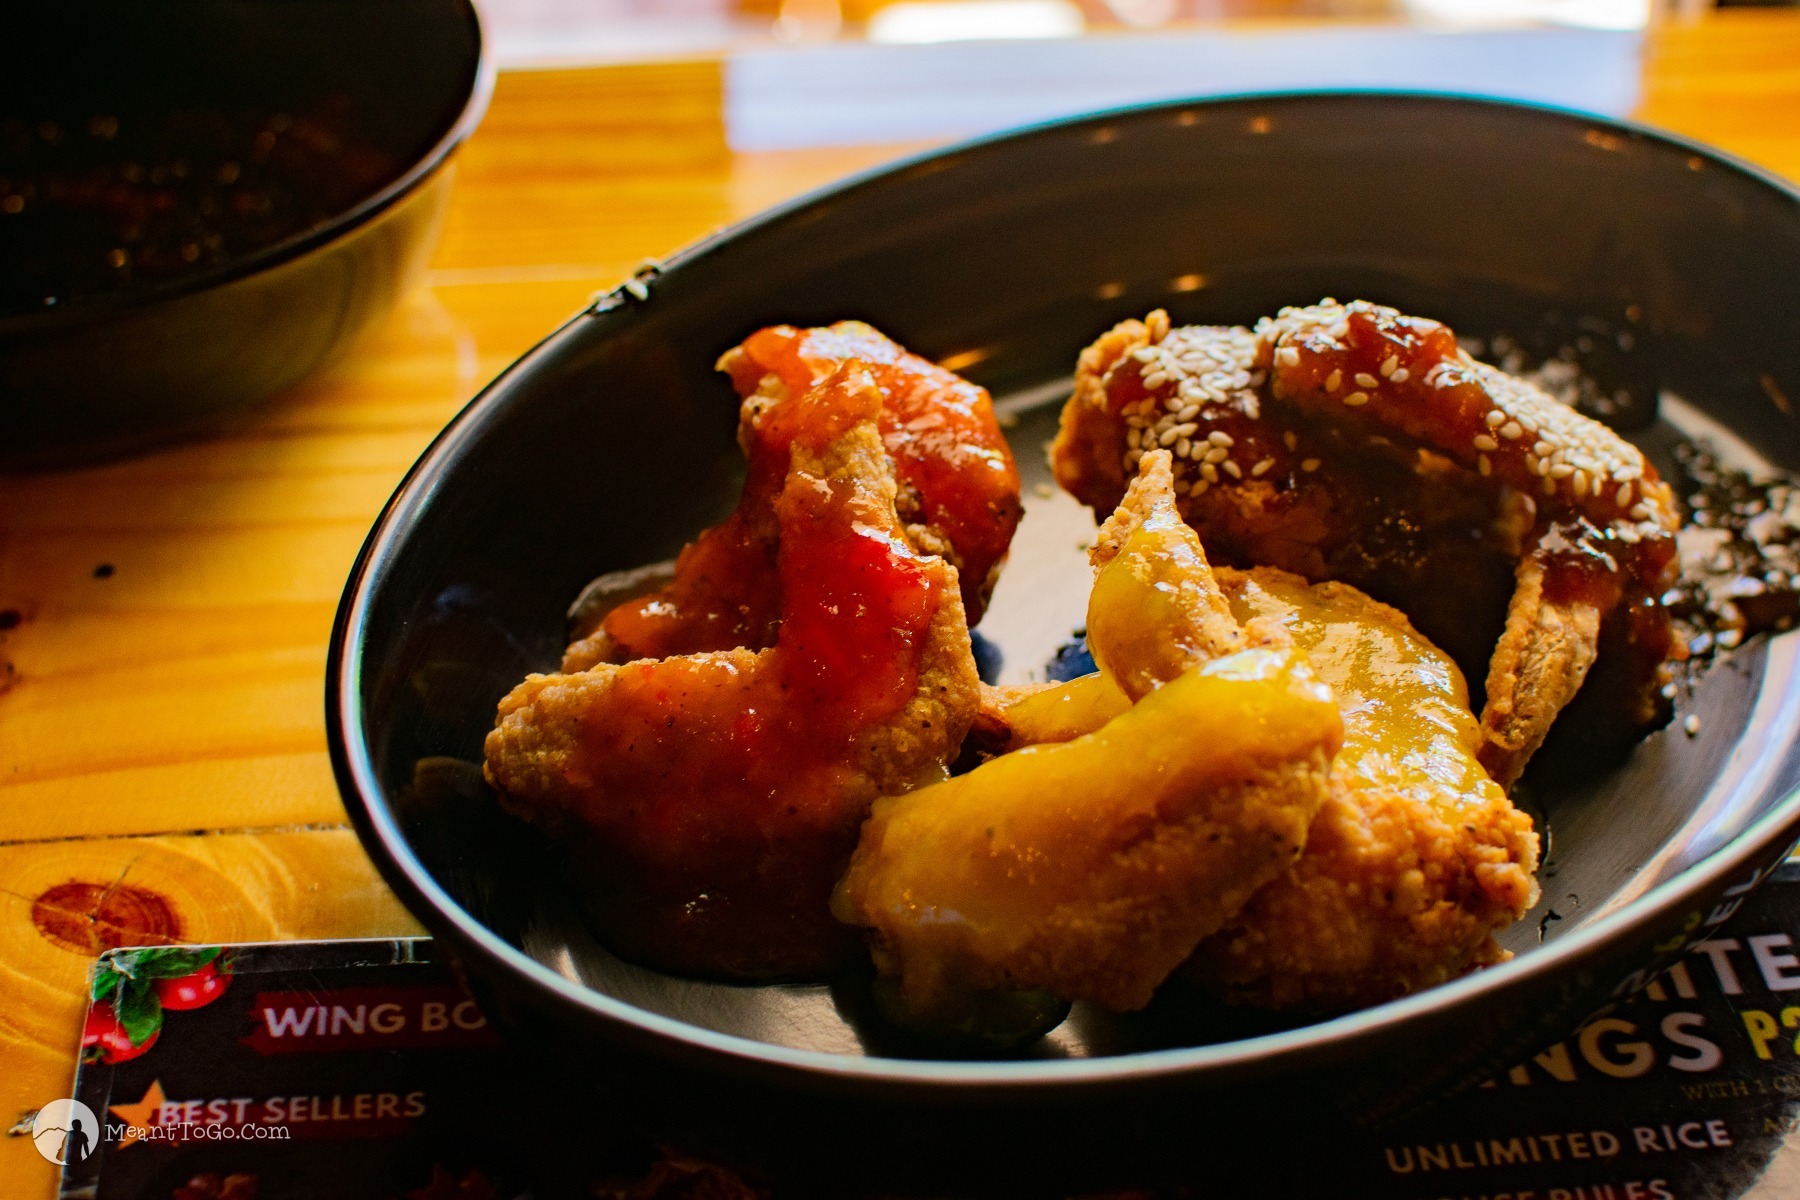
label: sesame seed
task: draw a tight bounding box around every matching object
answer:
[1222,460,1243,479]
[1478,455,1491,476]
[1343,392,1369,407]
[1159,427,1180,447]
[1684,715,1701,736]
[1390,367,1410,383]
[1615,482,1633,508]
[1143,371,1168,390]
[1191,479,1210,496]
[1533,441,1553,457]
[1209,431,1234,447]
[1276,346,1300,367]
[1173,422,1198,437]
[1201,462,1219,483]
[1283,431,1298,451]
[1473,435,1499,452]
[1204,446,1228,464]
[1176,437,1192,457]
[1487,412,1506,428]
[1178,404,1200,421]
[1251,457,1274,477]
[1355,372,1380,389]
[1380,355,1399,378]
[1549,463,1575,479]
[1543,477,1557,497]
[1573,470,1590,498]
[1629,503,1651,520]
[1325,369,1343,392]
[1301,458,1321,472]
[1500,422,1524,440]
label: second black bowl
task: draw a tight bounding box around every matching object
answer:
[0,0,490,469]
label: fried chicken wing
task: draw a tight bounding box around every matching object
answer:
[568,322,1021,669]
[486,364,981,980]
[1188,566,1541,1010]
[833,453,1341,1015]
[944,564,1541,1012]
[1052,300,1682,786]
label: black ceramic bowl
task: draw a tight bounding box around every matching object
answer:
[330,93,1800,1189]
[0,0,490,469]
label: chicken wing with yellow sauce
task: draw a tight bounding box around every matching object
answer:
[832,452,1341,1018]
[843,450,1540,1021]
[1188,567,1541,1010]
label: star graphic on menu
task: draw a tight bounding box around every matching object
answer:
[107,1079,166,1149]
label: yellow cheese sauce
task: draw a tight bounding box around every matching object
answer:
[1000,671,1131,747]
[1221,568,1501,804]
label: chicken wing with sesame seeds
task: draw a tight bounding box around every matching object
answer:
[565,321,1022,670]
[832,452,1341,1018]
[1052,300,1683,788]
[486,364,981,981]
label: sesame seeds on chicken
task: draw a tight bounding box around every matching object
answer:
[1052,300,1685,788]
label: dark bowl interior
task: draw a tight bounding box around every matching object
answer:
[0,0,488,468]
[331,94,1800,1184]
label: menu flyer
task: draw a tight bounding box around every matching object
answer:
[35,865,1800,1199]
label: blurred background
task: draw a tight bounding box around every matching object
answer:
[479,0,1767,65]
[475,0,1792,153]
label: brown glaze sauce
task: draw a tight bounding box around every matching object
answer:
[1097,304,1683,729]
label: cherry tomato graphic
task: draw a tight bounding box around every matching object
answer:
[155,961,229,1011]
[82,1002,160,1063]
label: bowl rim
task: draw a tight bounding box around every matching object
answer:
[0,0,495,328]
[329,87,1800,1094]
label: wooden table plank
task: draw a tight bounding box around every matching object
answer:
[1638,11,1800,183]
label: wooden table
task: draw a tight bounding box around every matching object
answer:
[4,12,1799,1192]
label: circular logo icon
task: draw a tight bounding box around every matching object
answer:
[32,1098,100,1166]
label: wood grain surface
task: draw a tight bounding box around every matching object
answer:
[4,15,1800,1193]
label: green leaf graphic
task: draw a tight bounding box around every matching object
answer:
[114,981,163,1047]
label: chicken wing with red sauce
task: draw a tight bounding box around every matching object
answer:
[567,322,1021,670]
[485,364,981,980]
